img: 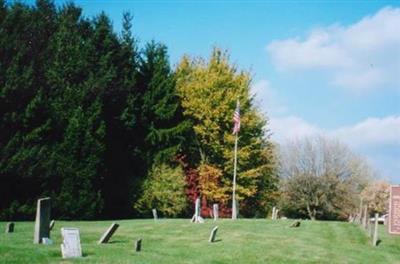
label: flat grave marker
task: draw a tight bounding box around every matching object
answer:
[34,197,51,244]
[289,220,301,228]
[61,228,82,258]
[98,223,119,244]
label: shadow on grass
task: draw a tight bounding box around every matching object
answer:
[376,239,382,246]
[213,239,222,243]
[109,240,128,244]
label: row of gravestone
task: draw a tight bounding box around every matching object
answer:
[28,197,222,259]
[151,198,220,223]
[61,223,220,258]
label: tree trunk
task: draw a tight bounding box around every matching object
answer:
[306,204,316,220]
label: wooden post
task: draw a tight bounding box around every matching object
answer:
[373,213,379,246]
[362,205,368,229]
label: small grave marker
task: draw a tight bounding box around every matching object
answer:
[135,238,142,252]
[213,204,219,221]
[289,220,301,228]
[152,209,158,221]
[98,223,119,244]
[271,207,276,220]
[5,222,14,233]
[49,220,55,231]
[209,226,219,242]
[61,228,82,258]
[34,197,51,244]
[42,237,53,245]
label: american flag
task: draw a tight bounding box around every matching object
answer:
[233,100,240,134]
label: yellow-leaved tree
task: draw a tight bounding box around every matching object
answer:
[175,48,278,217]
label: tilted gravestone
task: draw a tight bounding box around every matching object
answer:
[289,220,301,228]
[98,223,119,244]
[209,226,219,242]
[135,238,142,252]
[49,220,55,231]
[213,204,219,221]
[152,209,158,221]
[61,228,82,258]
[34,197,51,244]
[5,222,14,233]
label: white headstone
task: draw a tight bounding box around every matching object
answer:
[213,204,219,221]
[152,209,158,221]
[61,228,82,258]
[272,207,276,220]
[191,198,203,223]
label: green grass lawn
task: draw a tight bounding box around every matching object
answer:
[0,219,399,263]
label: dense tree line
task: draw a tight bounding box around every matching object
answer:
[0,1,277,220]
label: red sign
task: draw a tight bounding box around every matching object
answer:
[389,185,400,235]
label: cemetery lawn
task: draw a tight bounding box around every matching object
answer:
[0,219,399,264]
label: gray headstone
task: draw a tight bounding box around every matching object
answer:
[152,209,158,221]
[209,226,219,242]
[98,223,119,244]
[6,222,14,233]
[49,220,55,231]
[135,238,142,252]
[34,197,51,244]
[213,204,219,221]
[61,228,82,258]
[373,213,379,246]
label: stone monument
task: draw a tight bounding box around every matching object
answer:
[33,197,51,244]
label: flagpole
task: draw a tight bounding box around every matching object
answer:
[232,130,238,220]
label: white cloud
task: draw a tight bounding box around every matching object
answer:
[267,7,400,92]
[330,116,400,148]
[251,80,287,116]
[269,116,321,143]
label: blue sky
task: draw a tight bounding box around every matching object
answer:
[21,1,400,183]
